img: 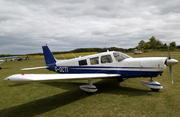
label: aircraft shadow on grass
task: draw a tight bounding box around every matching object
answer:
[0,79,152,117]
[8,83,30,87]
[0,67,11,69]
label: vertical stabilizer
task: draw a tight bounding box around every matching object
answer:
[42,46,56,65]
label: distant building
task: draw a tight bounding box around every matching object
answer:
[134,49,142,54]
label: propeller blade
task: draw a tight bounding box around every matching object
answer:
[168,45,171,59]
[169,66,173,84]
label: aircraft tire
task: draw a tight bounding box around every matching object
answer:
[117,78,126,82]
[151,88,160,92]
[0,67,2,70]
[117,78,124,82]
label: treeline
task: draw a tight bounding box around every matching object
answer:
[51,47,134,55]
[1,36,179,56]
[0,54,17,57]
[25,47,134,56]
[72,47,134,53]
[136,36,179,52]
[50,36,180,55]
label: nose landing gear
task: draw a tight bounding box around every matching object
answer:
[140,77,163,91]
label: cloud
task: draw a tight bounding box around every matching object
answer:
[0,0,180,54]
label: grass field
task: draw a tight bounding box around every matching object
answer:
[0,51,180,117]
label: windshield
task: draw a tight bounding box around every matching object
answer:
[113,52,132,62]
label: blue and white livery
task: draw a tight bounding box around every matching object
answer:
[4,45,178,92]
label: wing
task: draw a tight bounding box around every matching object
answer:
[0,56,19,60]
[4,74,121,83]
[0,56,19,65]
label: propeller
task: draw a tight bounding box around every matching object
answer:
[169,66,173,84]
[168,44,171,59]
[166,45,178,84]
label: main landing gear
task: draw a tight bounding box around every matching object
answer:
[79,78,163,92]
[140,77,163,91]
[79,79,98,93]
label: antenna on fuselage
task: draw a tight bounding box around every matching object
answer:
[61,54,66,60]
[71,52,77,58]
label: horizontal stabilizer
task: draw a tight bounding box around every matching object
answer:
[4,74,121,83]
[21,66,49,70]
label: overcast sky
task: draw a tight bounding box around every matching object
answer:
[0,0,180,54]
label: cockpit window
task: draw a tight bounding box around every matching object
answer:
[90,57,99,65]
[101,55,113,63]
[113,52,131,62]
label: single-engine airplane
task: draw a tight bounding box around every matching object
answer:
[4,45,178,92]
[0,56,19,70]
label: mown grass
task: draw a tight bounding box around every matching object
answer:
[0,51,180,117]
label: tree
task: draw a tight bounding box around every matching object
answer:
[149,36,156,42]
[170,41,176,47]
[138,40,145,47]
[148,36,163,49]
[149,36,157,48]
[143,42,150,49]
[156,40,162,46]
[149,36,156,47]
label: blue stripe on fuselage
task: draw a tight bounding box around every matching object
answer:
[48,66,163,78]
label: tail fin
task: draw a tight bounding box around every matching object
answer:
[42,46,56,65]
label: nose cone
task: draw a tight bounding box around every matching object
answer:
[4,77,10,81]
[166,59,178,66]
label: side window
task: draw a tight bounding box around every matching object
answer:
[101,55,113,64]
[90,57,99,65]
[79,59,87,66]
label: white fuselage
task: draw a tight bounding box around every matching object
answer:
[48,51,168,78]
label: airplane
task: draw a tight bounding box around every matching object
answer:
[0,56,19,70]
[4,45,178,92]
[16,56,29,61]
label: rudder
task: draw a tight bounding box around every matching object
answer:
[42,46,56,65]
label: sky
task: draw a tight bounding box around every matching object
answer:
[0,0,180,55]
